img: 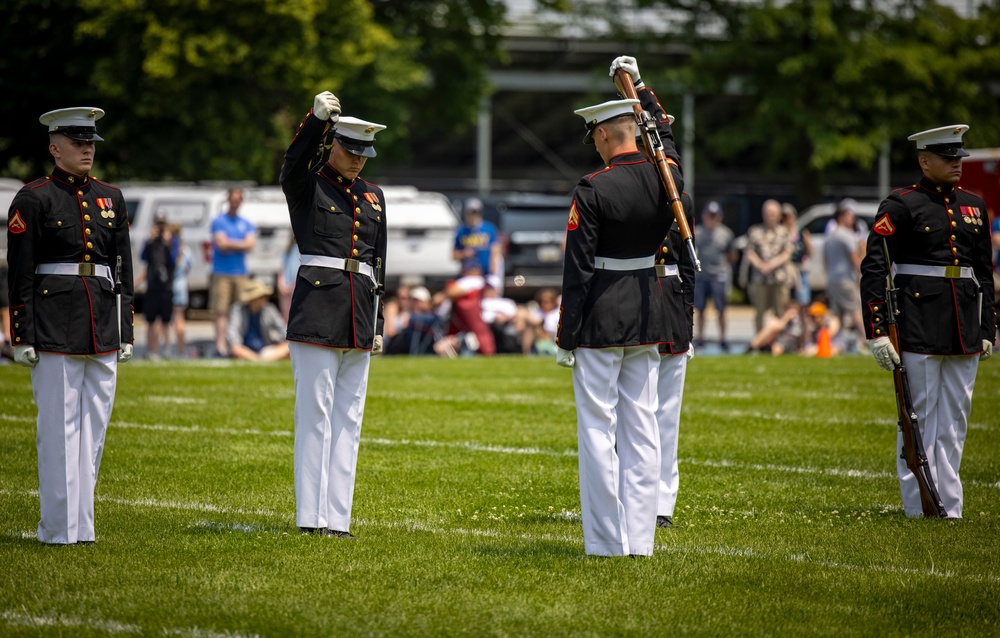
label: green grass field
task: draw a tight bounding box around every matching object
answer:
[1,354,999,636]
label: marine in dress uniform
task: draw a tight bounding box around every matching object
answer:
[556,56,682,556]
[860,125,996,519]
[655,191,696,529]
[6,107,134,545]
[279,91,387,538]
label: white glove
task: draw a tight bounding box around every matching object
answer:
[686,342,695,361]
[312,91,341,123]
[118,343,133,363]
[609,56,642,87]
[868,337,900,371]
[14,345,39,368]
[982,339,993,360]
[372,335,383,355]
[555,347,576,369]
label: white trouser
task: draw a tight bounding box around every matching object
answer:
[290,342,371,532]
[657,352,688,517]
[897,352,978,518]
[32,352,117,544]
[573,346,660,556]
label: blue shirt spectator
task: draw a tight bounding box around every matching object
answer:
[211,213,256,276]
[453,197,500,275]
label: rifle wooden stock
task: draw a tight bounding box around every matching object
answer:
[882,239,947,518]
[612,69,701,272]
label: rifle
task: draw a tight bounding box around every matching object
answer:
[114,255,123,348]
[308,121,336,173]
[882,239,947,518]
[612,68,700,272]
[372,257,384,346]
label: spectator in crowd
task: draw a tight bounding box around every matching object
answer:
[824,199,866,353]
[383,284,412,354]
[453,197,501,277]
[748,300,841,356]
[745,199,794,332]
[277,234,299,323]
[434,260,496,357]
[692,200,736,350]
[992,211,1000,308]
[226,280,289,362]
[394,286,440,355]
[167,223,193,359]
[481,274,527,354]
[140,213,175,360]
[210,188,256,357]
[0,253,11,361]
[824,197,870,241]
[782,202,812,305]
[526,287,560,355]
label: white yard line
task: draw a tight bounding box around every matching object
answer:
[0,611,259,637]
[6,417,1000,488]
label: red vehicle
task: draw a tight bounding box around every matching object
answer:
[961,147,1000,223]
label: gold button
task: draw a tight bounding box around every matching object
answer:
[875,318,880,322]
[43,289,49,295]
[353,195,358,201]
[659,259,665,264]
[875,329,881,335]
[873,306,879,311]
[84,254,91,261]
[57,220,63,227]
[85,228,91,235]
[951,221,957,227]
[330,206,336,211]
[337,177,343,182]
[944,197,949,203]
[662,246,668,253]
[951,235,956,240]
[915,292,920,298]
[82,202,88,208]
[355,207,361,214]
[108,222,113,226]
[354,221,360,228]
[377,216,381,221]
[12,310,17,316]
[14,323,19,328]
[924,226,930,231]
[954,259,960,265]
[352,248,358,256]
[84,215,91,221]
[69,176,75,183]
[353,235,358,241]
[87,242,93,249]
[314,280,321,286]
[77,190,83,196]
[15,337,20,342]
[936,186,941,192]
[951,247,957,254]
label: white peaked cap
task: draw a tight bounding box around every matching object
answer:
[907,124,970,157]
[574,99,639,144]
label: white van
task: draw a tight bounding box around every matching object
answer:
[381,185,460,291]
[239,186,295,288]
[120,183,228,309]
[231,185,461,293]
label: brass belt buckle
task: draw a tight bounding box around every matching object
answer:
[344,258,361,273]
[655,264,668,278]
[943,265,961,279]
[78,263,96,277]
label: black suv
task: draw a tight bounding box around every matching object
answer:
[481,193,571,300]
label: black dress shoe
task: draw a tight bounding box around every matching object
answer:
[656,515,673,528]
[77,540,96,546]
[299,527,325,535]
[327,530,356,539]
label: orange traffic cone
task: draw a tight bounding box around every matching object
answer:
[816,326,832,358]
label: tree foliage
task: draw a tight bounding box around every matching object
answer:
[0,0,506,184]
[543,0,1000,203]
